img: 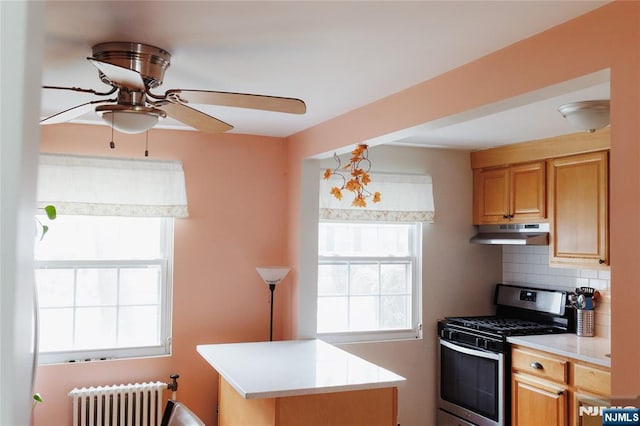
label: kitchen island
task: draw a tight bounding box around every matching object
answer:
[197,339,405,426]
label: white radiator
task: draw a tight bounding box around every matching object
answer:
[68,381,167,426]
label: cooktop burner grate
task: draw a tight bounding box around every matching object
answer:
[444,315,567,336]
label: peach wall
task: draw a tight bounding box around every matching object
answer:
[34,124,290,426]
[286,0,639,402]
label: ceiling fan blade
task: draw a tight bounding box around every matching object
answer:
[166,89,306,114]
[40,99,115,125]
[161,102,233,134]
[42,85,117,96]
[87,58,146,90]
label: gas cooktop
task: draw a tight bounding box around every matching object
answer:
[442,315,570,336]
[439,283,575,341]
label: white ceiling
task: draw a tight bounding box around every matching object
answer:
[41,1,610,150]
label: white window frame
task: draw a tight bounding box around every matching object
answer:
[316,221,422,344]
[34,217,174,364]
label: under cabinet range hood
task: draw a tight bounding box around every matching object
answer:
[470,223,550,245]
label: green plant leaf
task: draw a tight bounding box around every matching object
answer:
[44,205,57,220]
[33,393,43,403]
[40,225,49,241]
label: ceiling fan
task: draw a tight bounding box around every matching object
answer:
[41,41,307,134]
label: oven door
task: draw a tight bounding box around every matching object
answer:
[439,338,505,426]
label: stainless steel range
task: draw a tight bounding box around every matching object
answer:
[437,284,575,426]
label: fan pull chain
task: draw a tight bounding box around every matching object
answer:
[109,113,115,149]
[144,130,149,157]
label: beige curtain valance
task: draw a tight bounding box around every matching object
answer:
[37,153,189,217]
[319,172,434,222]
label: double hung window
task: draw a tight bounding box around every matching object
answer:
[35,154,187,364]
[35,216,173,363]
[318,221,422,342]
[316,171,434,343]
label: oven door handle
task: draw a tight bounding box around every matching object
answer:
[440,338,502,361]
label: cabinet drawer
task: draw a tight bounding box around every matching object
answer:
[512,347,568,384]
[573,363,611,396]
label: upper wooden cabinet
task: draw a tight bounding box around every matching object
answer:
[473,161,546,224]
[548,151,609,267]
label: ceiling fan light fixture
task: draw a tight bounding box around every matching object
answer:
[558,100,610,133]
[96,105,166,134]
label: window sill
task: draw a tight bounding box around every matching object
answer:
[318,328,422,345]
[38,346,171,365]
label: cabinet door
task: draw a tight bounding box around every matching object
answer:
[572,392,609,426]
[474,167,509,224]
[512,373,568,426]
[548,152,608,267]
[473,162,546,224]
[510,161,546,221]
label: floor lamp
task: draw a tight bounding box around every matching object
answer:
[256,266,290,341]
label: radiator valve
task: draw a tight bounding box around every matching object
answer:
[168,374,179,392]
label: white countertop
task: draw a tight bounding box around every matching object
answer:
[507,334,611,367]
[196,339,406,399]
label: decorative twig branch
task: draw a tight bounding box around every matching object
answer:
[323,144,381,207]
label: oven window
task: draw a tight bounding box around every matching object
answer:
[441,343,499,421]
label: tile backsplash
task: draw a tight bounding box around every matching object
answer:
[502,245,611,338]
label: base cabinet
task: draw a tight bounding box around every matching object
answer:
[511,346,610,426]
[218,377,398,426]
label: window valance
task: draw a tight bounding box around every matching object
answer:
[319,172,434,222]
[37,153,189,217]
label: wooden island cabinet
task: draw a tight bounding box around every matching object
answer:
[217,376,397,426]
[197,339,404,426]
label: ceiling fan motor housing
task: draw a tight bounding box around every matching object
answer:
[92,41,171,89]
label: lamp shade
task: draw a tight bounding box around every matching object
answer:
[256,267,290,286]
[558,100,610,133]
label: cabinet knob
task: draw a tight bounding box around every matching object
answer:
[557,390,564,396]
[599,259,606,264]
[530,361,544,370]
[503,214,509,219]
